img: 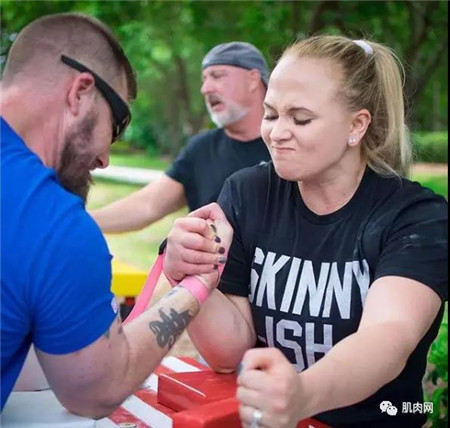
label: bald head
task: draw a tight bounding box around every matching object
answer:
[2,13,137,101]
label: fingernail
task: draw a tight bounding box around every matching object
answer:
[214,264,218,270]
[218,246,226,254]
[210,224,217,233]
[218,257,227,264]
[214,236,221,243]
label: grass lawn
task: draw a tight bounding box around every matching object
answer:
[109,153,170,170]
[87,178,186,270]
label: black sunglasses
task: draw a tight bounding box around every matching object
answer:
[61,55,131,142]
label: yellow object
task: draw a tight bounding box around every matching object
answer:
[111,259,148,297]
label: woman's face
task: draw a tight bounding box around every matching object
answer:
[261,55,358,182]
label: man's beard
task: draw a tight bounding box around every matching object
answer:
[205,95,248,128]
[57,114,97,203]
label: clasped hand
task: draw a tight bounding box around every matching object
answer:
[164,202,233,290]
[165,205,306,427]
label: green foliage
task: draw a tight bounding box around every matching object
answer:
[426,308,448,427]
[1,0,447,156]
[413,132,448,164]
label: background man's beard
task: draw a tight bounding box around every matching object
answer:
[206,102,248,128]
[57,115,97,203]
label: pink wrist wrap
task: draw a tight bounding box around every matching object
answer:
[179,276,210,304]
[123,246,227,324]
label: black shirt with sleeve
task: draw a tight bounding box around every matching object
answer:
[165,128,270,211]
[217,162,448,427]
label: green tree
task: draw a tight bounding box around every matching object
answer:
[1,0,447,156]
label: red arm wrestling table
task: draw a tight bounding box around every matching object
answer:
[6,349,328,427]
[108,260,329,428]
[98,356,329,428]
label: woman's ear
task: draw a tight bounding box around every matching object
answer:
[348,109,371,147]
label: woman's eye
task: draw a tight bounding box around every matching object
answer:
[263,115,277,121]
[294,118,312,126]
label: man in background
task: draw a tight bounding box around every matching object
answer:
[91,41,271,232]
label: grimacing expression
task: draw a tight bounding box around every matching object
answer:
[57,114,98,202]
[261,56,355,182]
[201,65,250,128]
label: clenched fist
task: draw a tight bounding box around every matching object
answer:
[164,203,233,291]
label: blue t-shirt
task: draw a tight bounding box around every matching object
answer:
[0,118,117,409]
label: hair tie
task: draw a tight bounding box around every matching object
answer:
[353,40,374,56]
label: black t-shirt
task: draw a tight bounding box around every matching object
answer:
[218,162,448,427]
[165,128,270,211]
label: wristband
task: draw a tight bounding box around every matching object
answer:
[179,276,210,304]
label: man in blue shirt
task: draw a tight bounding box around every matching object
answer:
[1,12,231,418]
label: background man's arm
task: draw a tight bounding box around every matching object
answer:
[90,174,186,233]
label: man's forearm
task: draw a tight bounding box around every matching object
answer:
[90,175,186,234]
[298,322,411,419]
[103,287,201,411]
[188,290,256,372]
[57,286,201,419]
[90,191,156,233]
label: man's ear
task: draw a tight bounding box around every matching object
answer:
[248,69,262,92]
[348,109,371,146]
[66,73,96,117]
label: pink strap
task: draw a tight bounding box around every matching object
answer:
[123,248,227,323]
[123,254,164,324]
[179,276,210,304]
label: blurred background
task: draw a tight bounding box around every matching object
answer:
[1,0,448,157]
[1,2,447,425]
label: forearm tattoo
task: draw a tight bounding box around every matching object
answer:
[149,307,192,349]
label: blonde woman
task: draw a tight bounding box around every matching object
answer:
[164,36,447,428]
